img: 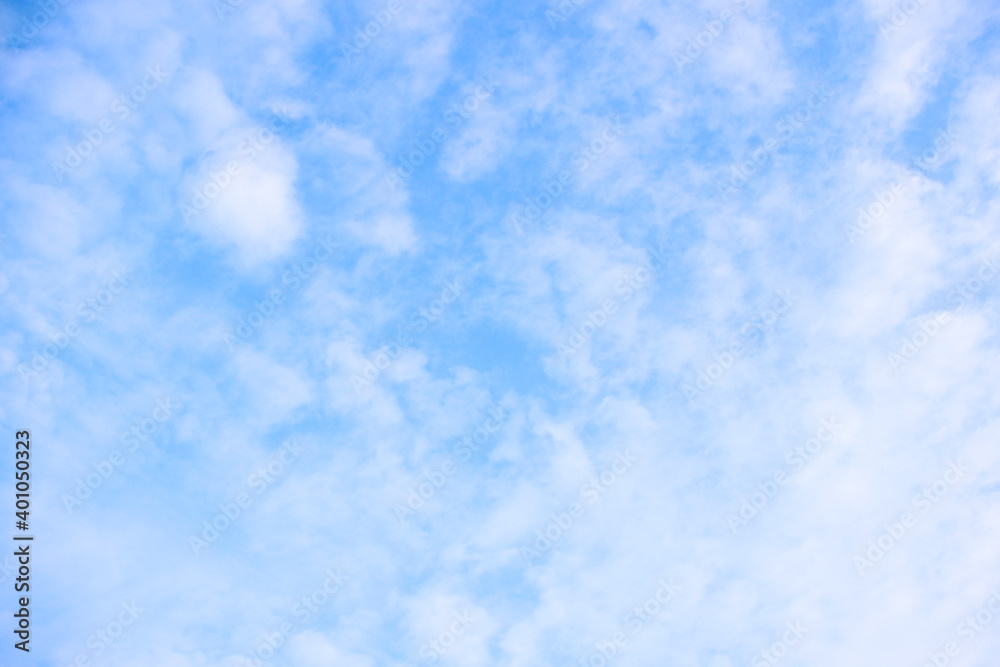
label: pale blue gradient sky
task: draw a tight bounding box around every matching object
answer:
[2,0,1000,666]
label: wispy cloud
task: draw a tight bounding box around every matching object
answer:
[2,0,1000,665]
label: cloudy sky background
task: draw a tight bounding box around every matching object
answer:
[2,0,1000,665]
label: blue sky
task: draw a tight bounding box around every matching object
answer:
[2,0,1000,665]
